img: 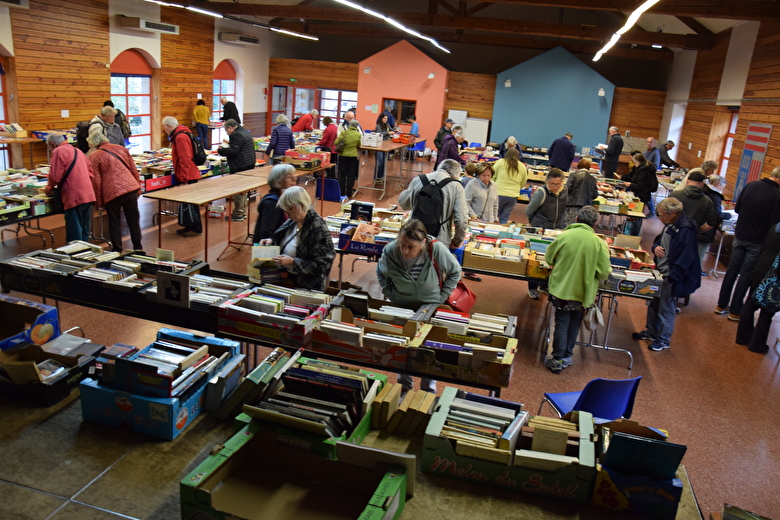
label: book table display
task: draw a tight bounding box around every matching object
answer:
[357,140,414,201]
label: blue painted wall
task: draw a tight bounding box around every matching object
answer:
[491,47,615,153]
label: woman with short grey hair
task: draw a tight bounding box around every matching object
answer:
[252,164,296,245]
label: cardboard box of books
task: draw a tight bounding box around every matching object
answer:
[0,294,60,351]
[217,286,331,349]
[406,325,517,387]
[462,242,527,274]
[422,387,596,505]
[239,356,387,458]
[591,419,686,520]
[285,149,331,167]
[180,426,413,520]
[602,269,663,296]
[0,335,103,406]
[0,201,31,222]
[79,329,240,440]
[311,307,429,370]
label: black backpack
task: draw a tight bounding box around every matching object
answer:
[75,121,91,153]
[172,130,208,166]
[412,174,456,237]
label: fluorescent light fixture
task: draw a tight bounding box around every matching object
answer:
[593,0,659,61]
[652,44,663,49]
[185,5,223,18]
[269,27,319,41]
[333,0,450,54]
[143,0,183,7]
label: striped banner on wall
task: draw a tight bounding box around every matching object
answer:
[734,122,773,200]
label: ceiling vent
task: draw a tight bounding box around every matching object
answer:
[119,16,180,35]
[0,0,29,8]
[219,32,259,45]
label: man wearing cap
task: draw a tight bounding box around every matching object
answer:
[548,132,576,171]
[670,169,718,271]
[434,118,455,156]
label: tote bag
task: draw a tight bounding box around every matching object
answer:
[753,253,780,312]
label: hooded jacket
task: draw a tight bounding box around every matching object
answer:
[565,169,598,207]
[546,223,612,307]
[653,212,701,297]
[376,237,461,308]
[526,185,568,230]
[670,184,717,243]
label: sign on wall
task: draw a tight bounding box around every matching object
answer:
[734,122,773,200]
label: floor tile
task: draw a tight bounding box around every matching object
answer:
[0,479,66,519]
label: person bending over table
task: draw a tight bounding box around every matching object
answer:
[376,219,462,395]
[544,206,611,373]
[526,168,567,300]
[259,186,335,292]
[623,152,655,237]
[252,164,296,245]
[493,147,528,224]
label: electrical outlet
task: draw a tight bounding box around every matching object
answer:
[688,142,692,149]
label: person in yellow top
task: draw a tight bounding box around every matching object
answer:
[192,99,210,150]
[492,147,528,224]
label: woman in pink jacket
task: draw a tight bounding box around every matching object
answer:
[87,132,143,252]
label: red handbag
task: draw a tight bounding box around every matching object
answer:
[428,240,477,313]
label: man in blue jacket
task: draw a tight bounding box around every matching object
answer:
[632,197,701,351]
[548,132,575,171]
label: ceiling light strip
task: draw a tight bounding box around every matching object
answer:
[593,0,660,62]
[333,0,451,54]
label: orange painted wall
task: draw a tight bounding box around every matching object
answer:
[357,40,449,148]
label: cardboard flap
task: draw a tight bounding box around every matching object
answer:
[335,441,417,497]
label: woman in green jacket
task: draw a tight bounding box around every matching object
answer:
[334,120,362,201]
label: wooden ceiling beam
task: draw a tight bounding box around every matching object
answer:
[272,22,675,62]
[466,3,494,17]
[454,0,780,21]
[198,3,714,50]
[677,16,714,35]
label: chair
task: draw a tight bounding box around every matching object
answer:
[469,142,482,147]
[538,376,641,422]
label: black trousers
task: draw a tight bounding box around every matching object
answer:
[338,155,358,198]
[105,191,143,252]
[736,290,776,351]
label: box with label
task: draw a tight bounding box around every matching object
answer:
[0,294,60,351]
[0,201,32,223]
[406,325,516,387]
[0,341,102,406]
[180,426,411,520]
[423,388,596,504]
[144,173,175,192]
[285,149,331,167]
[462,244,527,275]
[602,269,662,296]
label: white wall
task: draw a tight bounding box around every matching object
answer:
[214,20,273,115]
[108,0,161,68]
[717,21,760,106]
[0,7,14,56]
[660,50,697,156]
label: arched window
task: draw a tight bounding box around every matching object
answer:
[213,60,237,147]
[111,50,153,152]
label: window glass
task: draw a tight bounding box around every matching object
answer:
[111,75,152,148]
[111,76,126,94]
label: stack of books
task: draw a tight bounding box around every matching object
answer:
[376,386,438,435]
[440,393,528,464]
[430,309,511,336]
[246,357,382,439]
[420,339,506,367]
[4,251,94,274]
[223,285,329,326]
[514,415,583,471]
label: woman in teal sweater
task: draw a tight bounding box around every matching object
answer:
[544,206,612,373]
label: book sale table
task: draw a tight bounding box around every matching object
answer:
[357,140,414,201]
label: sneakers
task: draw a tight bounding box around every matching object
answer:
[560,357,573,369]
[464,272,482,282]
[632,330,655,341]
[714,307,729,315]
[727,313,740,322]
[225,215,246,222]
[340,196,349,204]
[648,340,670,352]
[528,289,539,300]
[537,287,549,295]
[176,228,188,235]
[545,356,563,374]
[749,344,770,354]
[182,230,202,237]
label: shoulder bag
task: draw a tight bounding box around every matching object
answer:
[52,150,79,213]
[753,253,780,312]
[428,239,476,313]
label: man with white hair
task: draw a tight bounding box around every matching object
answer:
[44,132,96,242]
[434,125,466,169]
[292,109,319,132]
[89,106,124,146]
[219,97,240,125]
[602,126,622,179]
[163,116,202,236]
[399,158,469,249]
[337,110,362,136]
[218,119,256,222]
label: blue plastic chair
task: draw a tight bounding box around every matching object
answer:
[469,142,483,147]
[538,377,641,422]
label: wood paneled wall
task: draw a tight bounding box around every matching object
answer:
[608,87,665,142]
[268,58,359,91]
[161,8,214,148]
[675,30,732,170]
[725,21,780,198]
[9,0,110,167]
[445,72,496,122]
[243,112,267,139]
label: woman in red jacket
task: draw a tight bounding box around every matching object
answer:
[87,132,143,251]
[317,116,338,179]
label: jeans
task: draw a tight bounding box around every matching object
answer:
[64,202,93,243]
[105,191,142,251]
[339,156,358,198]
[645,278,676,344]
[397,374,436,393]
[698,242,710,264]
[626,216,643,237]
[717,238,762,315]
[736,291,776,351]
[498,195,517,224]
[552,307,585,359]
[195,122,209,149]
[375,151,386,179]
[646,197,655,216]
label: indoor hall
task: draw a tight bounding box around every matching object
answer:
[1,160,778,519]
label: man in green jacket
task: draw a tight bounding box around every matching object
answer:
[544,206,612,373]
